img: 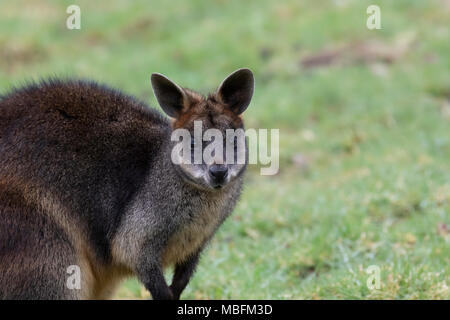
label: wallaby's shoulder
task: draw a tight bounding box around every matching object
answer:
[0,78,169,131]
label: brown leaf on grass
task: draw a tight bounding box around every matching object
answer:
[84,32,107,46]
[120,16,154,37]
[348,40,400,64]
[437,223,449,238]
[300,32,416,70]
[0,42,46,73]
[301,48,343,69]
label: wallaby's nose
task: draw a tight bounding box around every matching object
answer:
[209,164,228,181]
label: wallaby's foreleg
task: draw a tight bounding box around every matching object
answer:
[170,251,201,300]
[136,241,173,300]
[141,262,173,300]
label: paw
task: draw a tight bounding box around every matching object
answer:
[169,284,181,300]
[151,286,174,300]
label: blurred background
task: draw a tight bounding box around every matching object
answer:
[0,0,448,299]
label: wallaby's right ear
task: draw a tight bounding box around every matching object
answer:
[151,73,187,118]
[217,68,254,115]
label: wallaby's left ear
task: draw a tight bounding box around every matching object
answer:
[151,73,188,118]
[217,68,254,115]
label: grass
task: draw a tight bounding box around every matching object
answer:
[0,0,449,299]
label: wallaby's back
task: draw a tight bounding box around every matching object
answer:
[0,80,168,299]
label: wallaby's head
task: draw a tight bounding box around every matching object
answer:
[151,68,254,191]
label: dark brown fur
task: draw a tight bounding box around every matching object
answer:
[0,69,254,299]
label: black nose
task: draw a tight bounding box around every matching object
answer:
[209,164,228,181]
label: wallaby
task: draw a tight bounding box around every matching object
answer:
[0,68,254,299]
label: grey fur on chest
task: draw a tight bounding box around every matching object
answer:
[156,171,242,267]
[161,192,228,267]
[112,152,243,269]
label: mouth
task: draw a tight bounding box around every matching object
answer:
[209,178,227,190]
[211,181,225,189]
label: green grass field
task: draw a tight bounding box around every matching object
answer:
[1,0,448,299]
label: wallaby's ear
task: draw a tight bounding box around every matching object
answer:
[151,73,187,118]
[217,68,254,115]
